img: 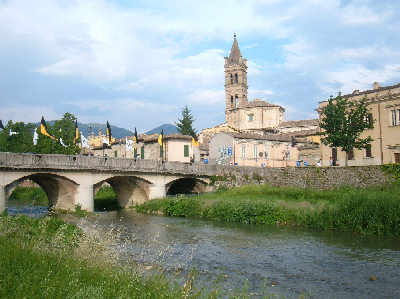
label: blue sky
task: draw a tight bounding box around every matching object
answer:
[1,0,400,133]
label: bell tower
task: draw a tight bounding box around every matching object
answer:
[224,34,248,125]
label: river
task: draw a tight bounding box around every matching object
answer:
[7,200,400,298]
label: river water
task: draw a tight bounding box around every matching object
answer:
[7,200,400,298]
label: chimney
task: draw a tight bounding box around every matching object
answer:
[373,82,380,90]
[99,128,102,136]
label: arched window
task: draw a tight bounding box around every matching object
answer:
[235,95,238,107]
[231,96,234,107]
[230,74,233,84]
[234,73,238,83]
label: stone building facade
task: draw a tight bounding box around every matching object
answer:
[90,133,200,163]
[317,82,400,166]
[200,35,320,166]
[142,133,200,163]
[224,35,285,132]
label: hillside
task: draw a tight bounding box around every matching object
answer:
[145,124,178,135]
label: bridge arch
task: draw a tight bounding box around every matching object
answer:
[166,177,208,196]
[5,173,79,211]
[94,175,151,208]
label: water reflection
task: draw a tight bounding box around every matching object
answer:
[65,210,400,298]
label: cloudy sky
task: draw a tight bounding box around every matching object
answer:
[1,0,399,133]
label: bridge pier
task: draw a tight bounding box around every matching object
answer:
[0,185,5,213]
[148,184,167,199]
[75,185,94,212]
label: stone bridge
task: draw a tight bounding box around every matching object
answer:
[0,152,214,212]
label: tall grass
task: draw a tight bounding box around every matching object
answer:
[0,215,206,298]
[136,184,400,236]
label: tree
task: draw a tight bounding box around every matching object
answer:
[319,93,374,166]
[35,112,80,155]
[0,112,80,155]
[176,106,197,136]
[0,121,36,153]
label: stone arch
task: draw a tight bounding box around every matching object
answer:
[93,175,150,208]
[6,173,79,211]
[166,177,208,196]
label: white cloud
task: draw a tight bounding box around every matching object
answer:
[323,64,400,96]
[1,0,400,129]
[185,89,225,105]
[0,105,59,124]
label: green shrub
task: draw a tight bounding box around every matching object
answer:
[94,186,119,211]
[136,184,400,235]
[9,187,48,204]
[381,163,400,181]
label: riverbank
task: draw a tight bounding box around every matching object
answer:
[136,184,400,236]
[0,215,205,298]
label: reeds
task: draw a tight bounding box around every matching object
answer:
[0,215,186,298]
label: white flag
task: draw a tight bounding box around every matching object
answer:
[33,128,38,145]
[126,138,134,151]
[59,138,66,147]
[102,137,110,146]
[81,134,91,149]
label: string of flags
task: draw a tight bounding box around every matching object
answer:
[1,118,200,153]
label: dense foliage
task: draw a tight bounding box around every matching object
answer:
[136,184,400,236]
[319,94,374,165]
[176,106,197,136]
[94,186,119,211]
[9,187,48,204]
[9,185,119,211]
[0,112,80,155]
[381,163,400,181]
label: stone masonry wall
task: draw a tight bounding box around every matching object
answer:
[213,165,395,190]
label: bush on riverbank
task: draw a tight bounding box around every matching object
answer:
[94,186,119,211]
[9,186,119,211]
[9,187,48,204]
[136,184,400,236]
[0,215,201,298]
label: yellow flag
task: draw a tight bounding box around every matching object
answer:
[40,116,56,140]
[73,119,79,144]
[158,129,164,147]
[191,132,199,147]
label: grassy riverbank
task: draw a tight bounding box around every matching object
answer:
[136,184,400,236]
[0,215,205,298]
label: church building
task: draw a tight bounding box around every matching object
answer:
[200,35,320,166]
[224,35,285,132]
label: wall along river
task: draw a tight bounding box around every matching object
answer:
[7,200,400,298]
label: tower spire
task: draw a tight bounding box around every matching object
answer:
[228,33,242,64]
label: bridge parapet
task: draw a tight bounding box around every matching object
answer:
[0,152,215,176]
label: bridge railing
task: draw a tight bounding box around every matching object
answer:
[0,152,214,175]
